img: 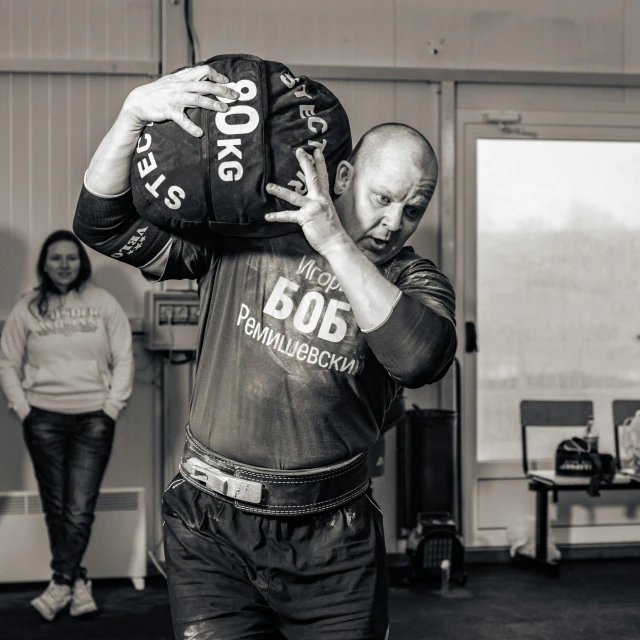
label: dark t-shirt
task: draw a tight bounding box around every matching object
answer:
[163,231,456,469]
[73,186,456,470]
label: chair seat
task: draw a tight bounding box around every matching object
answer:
[527,469,633,486]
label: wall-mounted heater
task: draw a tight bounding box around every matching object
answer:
[0,487,146,590]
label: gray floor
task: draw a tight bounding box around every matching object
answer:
[390,559,640,640]
[1,560,640,639]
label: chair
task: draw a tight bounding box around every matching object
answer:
[520,400,636,575]
[613,400,640,473]
[521,399,593,478]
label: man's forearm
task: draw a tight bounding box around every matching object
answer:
[323,238,401,331]
[323,239,457,386]
[85,109,143,196]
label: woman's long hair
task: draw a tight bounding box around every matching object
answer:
[29,230,92,318]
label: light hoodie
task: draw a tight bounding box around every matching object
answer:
[0,283,134,422]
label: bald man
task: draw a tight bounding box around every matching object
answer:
[74,69,456,640]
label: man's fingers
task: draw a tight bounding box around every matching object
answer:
[266,183,308,208]
[185,64,230,85]
[208,83,240,102]
[172,80,240,116]
[183,94,230,112]
[295,147,316,183]
[295,147,329,198]
[264,211,300,224]
[313,148,331,191]
[172,111,203,137]
[211,101,230,112]
[186,81,239,101]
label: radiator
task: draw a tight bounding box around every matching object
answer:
[0,487,147,589]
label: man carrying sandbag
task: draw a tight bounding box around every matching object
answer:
[74,54,456,640]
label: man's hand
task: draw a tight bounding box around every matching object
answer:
[120,65,240,137]
[265,148,351,256]
[267,147,403,332]
[86,65,240,195]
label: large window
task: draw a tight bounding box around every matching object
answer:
[477,139,640,461]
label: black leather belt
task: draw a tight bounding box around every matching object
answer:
[179,428,370,516]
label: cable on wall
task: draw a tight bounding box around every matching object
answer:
[183,0,200,65]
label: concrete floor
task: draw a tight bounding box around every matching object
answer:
[1,560,640,640]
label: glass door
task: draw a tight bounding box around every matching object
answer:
[460,121,640,546]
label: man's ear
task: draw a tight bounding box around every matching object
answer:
[333,160,354,196]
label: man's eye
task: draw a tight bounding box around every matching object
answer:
[405,207,421,220]
[377,194,390,205]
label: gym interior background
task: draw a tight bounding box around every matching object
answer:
[3,0,640,637]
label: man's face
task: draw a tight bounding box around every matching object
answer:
[338,142,437,265]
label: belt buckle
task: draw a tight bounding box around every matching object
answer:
[185,458,263,505]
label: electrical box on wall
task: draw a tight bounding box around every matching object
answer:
[144,290,200,351]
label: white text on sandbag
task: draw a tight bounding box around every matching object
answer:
[215,79,260,182]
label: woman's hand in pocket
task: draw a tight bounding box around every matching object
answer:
[99,408,117,426]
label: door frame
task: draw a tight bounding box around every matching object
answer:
[456,109,640,547]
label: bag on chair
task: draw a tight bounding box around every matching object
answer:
[555,437,616,497]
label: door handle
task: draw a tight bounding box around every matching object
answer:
[465,321,478,353]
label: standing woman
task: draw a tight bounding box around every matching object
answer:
[0,230,134,621]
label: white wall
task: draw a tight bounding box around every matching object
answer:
[191,0,640,74]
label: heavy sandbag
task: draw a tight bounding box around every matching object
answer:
[130,53,352,238]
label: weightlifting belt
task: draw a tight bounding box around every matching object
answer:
[179,427,370,516]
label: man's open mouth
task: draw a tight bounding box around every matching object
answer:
[369,237,389,249]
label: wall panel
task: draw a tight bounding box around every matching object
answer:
[191,0,640,76]
[50,78,70,232]
[5,76,31,316]
[67,0,89,60]
[30,77,51,241]
[395,0,625,73]
[0,0,158,63]
[29,1,52,59]
[625,0,640,74]
[319,79,397,141]
[0,1,11,58]
[0,73,148,319]
[192,0,395,67]
[458,83,628,112]
[6,1,30,59]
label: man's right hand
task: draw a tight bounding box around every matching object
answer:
[86,64,240,196]
[120,64,240,137]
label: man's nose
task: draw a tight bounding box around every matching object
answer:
[382,205,403,232]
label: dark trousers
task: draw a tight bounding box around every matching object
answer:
[163,475,389,640]
[23,406,115,581]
